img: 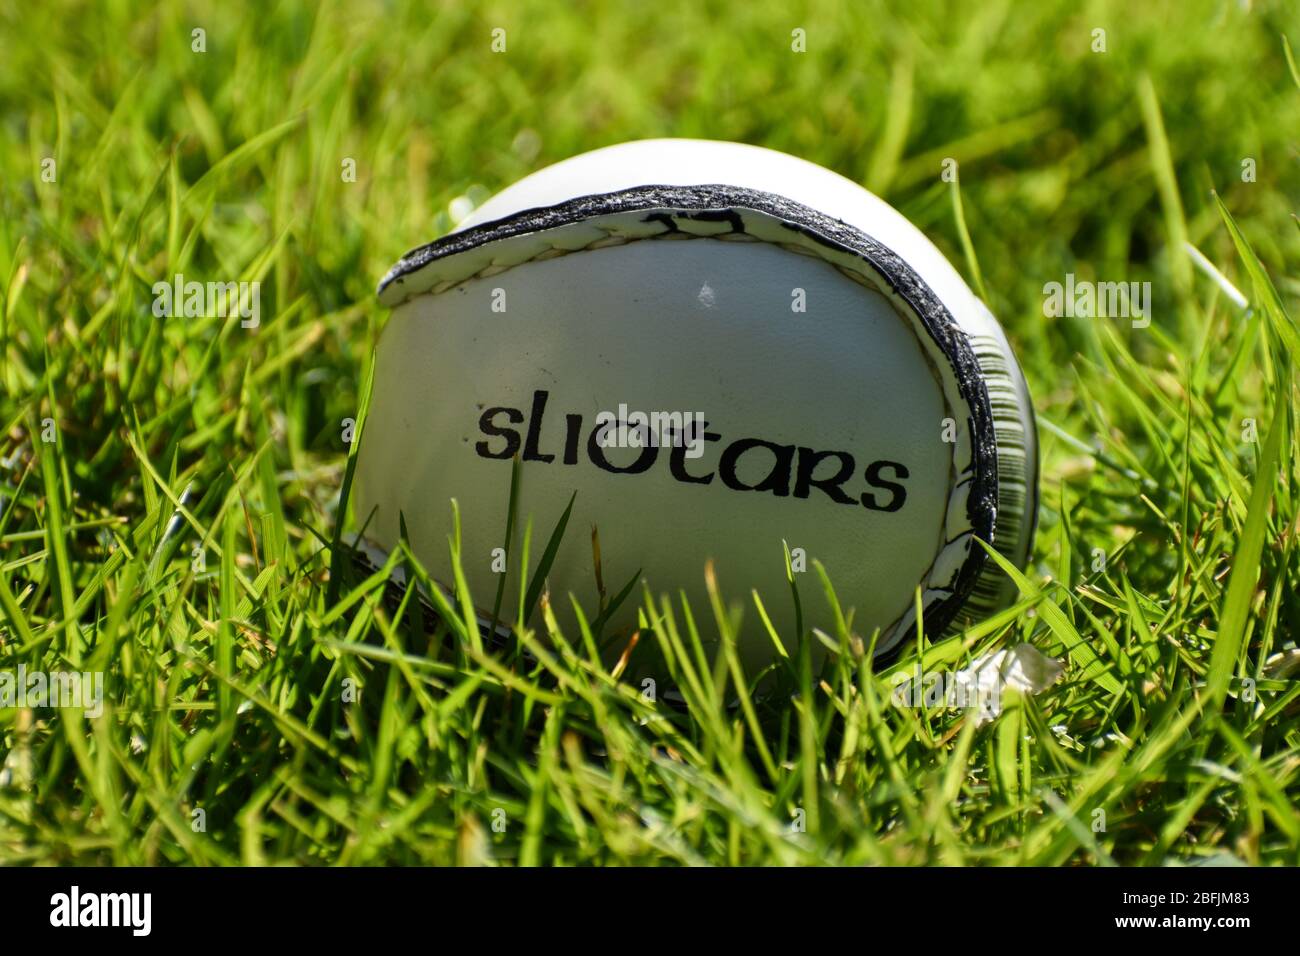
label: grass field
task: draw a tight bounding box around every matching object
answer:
[1,0,1299,866]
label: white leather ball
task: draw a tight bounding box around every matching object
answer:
[356,139,1038,668]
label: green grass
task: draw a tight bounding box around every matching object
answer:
[1,0,1299,865]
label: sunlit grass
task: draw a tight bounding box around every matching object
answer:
[0,0,1298,865]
